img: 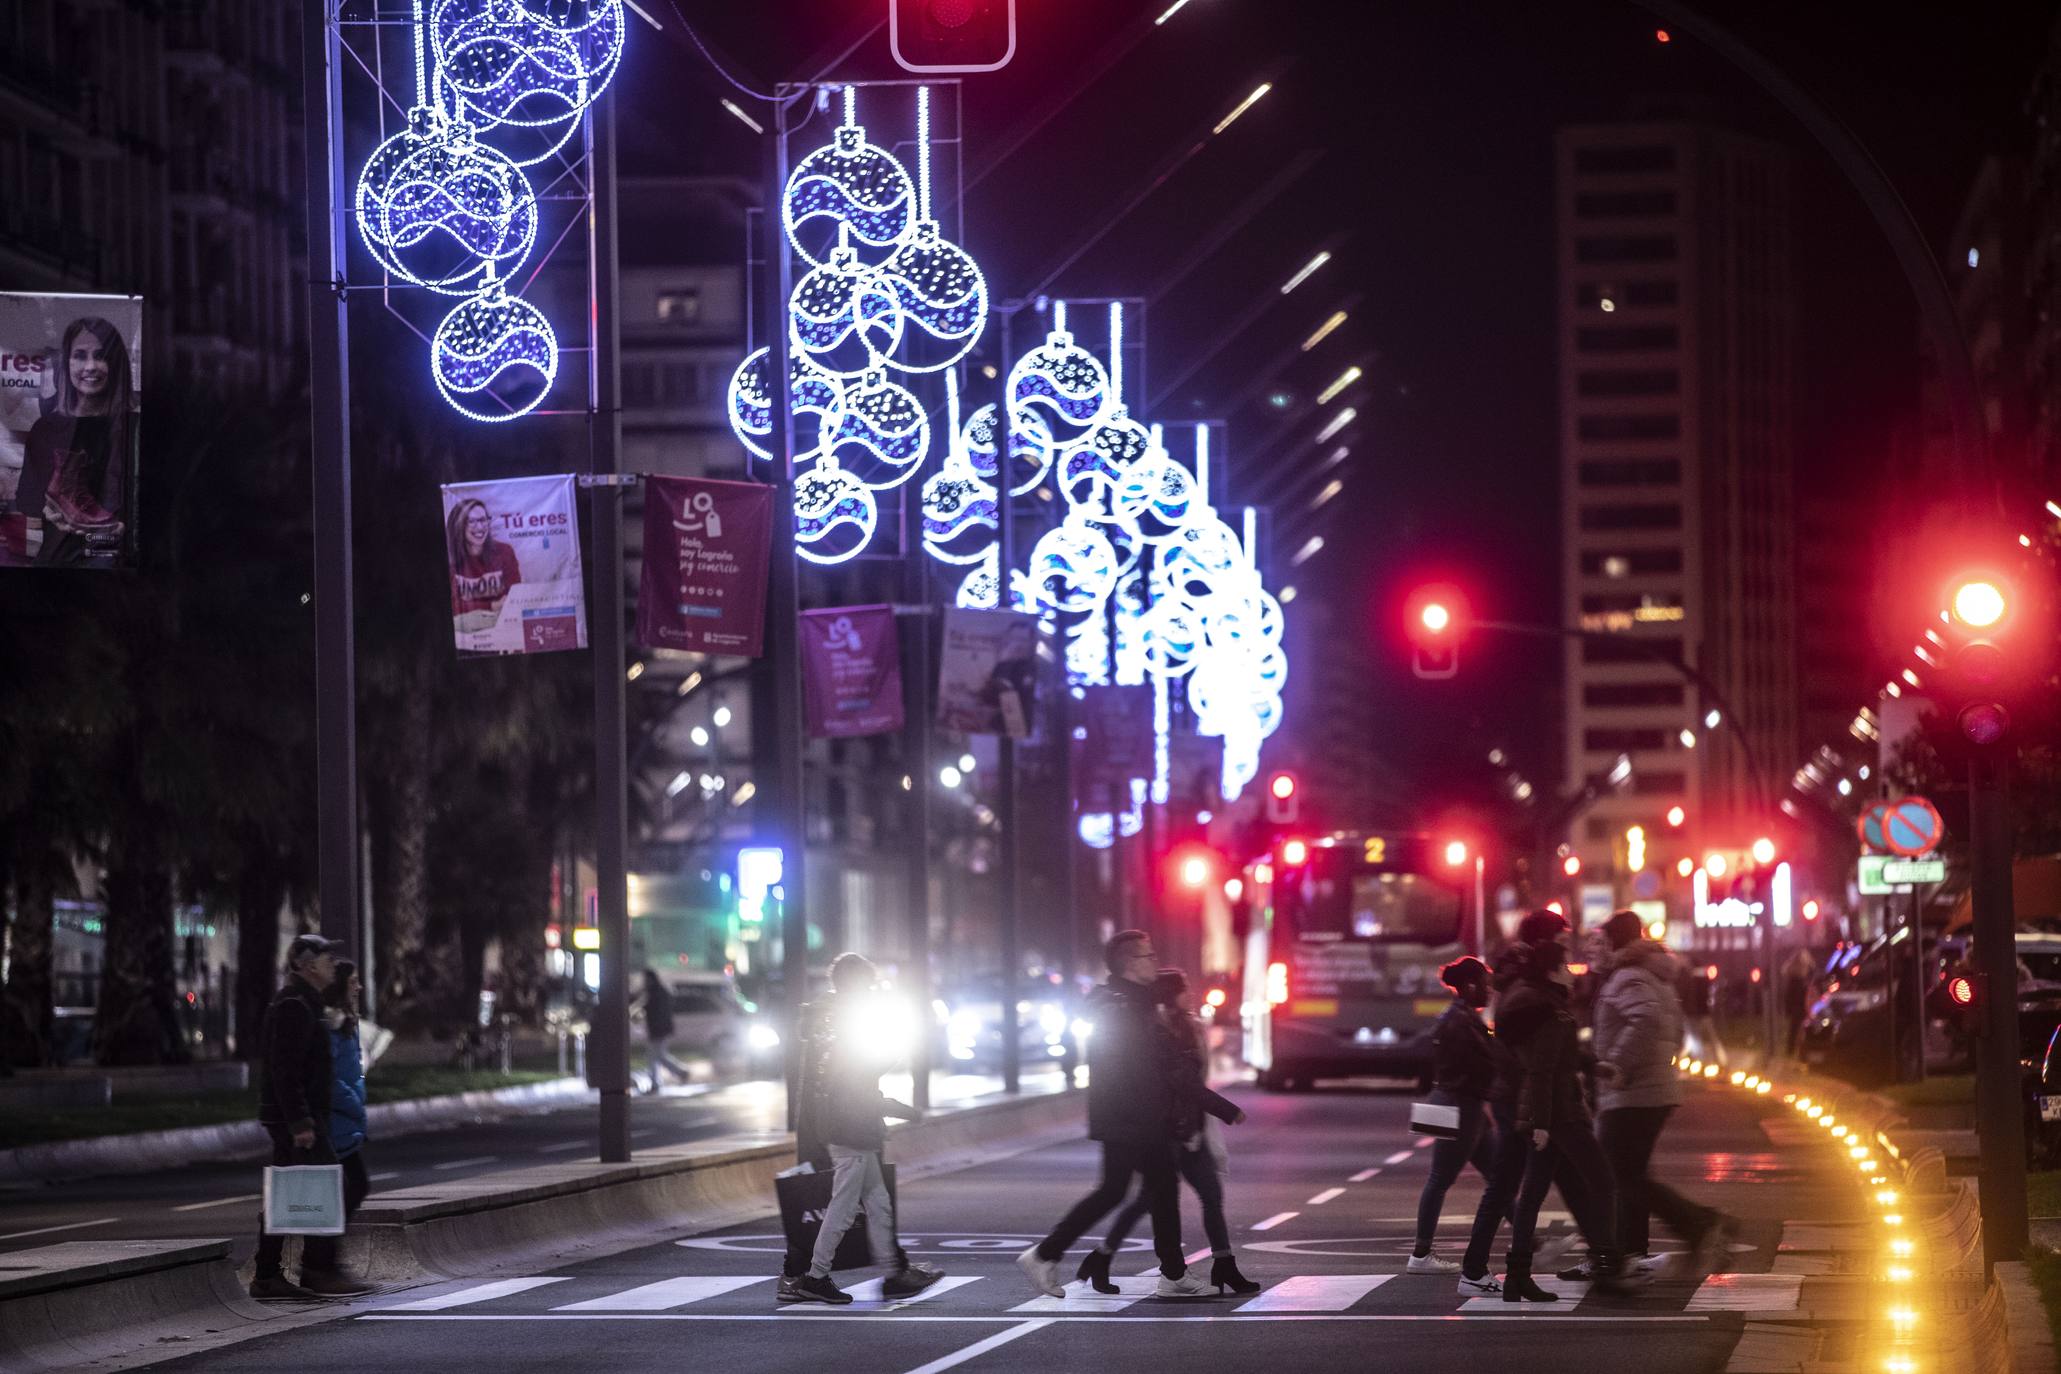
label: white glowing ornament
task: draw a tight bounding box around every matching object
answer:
[961,403,1054,496]
[1009,327,1111,438]
[793,465,878,565]
[1026,517,1120,615]
[726,348,841,461]
[431,277,559,421]
[922,372,999,565]
[782,88,916,268]
[878,87,988,373]
[428,0,593,166]
[826,369,930,487]
[790,233,905,378]
[360,111,538,297]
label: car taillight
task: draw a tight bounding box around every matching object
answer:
[1266,962,1289,1005]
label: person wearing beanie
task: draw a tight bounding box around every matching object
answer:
[1406,956,1512,1294]
[1592,911,1739,1276]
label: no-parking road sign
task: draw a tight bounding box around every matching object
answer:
[1883,796,1945,858]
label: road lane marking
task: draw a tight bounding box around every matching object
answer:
[1383,1150,1415,1165]
[1306,1188,1345,1205]
[1685,1275,1804,1312]
[900,1319,1053,1374]
[370,1172,401,1182]
[825,1276,986,1306]
[432,1156,499,1171]
[1010,1276,1159,1313]
[1235,1275,1393,1313]
[539,1141,589,1154]
[0,1218,119,1241]
[1349,1168,1381,1182]
[172,1193,260,1212]
[363,1312,1713,1325]
[630,1129,656,1140]
[1130,1247,1215,1277]
[1250,1212,1298,1231]
[387,1278,573,1311]
[553,1276,764,1311]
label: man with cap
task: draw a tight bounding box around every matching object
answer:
[250,934,373,1300]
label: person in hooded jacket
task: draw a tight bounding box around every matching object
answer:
[323,960,375,1280]
[1407,956,1510,1289]
[1592,911,1738,1273]
[1495,909,1633,1300]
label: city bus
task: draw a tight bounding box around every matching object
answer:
[1238,832,1470,1090]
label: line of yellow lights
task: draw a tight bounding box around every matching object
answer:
[1301,311,1348,350]
[1212,82,1272,136]
[1316,366,1362,406]
[1280,250,1331,294]
[1154,0,1196,22]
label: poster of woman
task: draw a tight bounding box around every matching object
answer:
[439,475,589,657]
[0,293,143,570]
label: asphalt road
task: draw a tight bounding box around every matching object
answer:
[0,1068,1060,1258]
[141,1079,1865,1374]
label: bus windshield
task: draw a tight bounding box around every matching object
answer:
[1284,847,1462,945]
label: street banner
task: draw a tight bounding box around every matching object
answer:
[936,608,1038,737]
[801,604,904,738]
[636,474,774,657]
[1076,685,1154,809]
[441,474,588,657]
[0,292,143,569]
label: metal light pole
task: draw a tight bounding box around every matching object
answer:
[1971,753,2028,1262]
[300,0,358,956]
[996,308,1021,1097]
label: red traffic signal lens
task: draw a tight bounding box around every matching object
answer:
[1420,602,1452,634]
[1959,639,2006,686]
[1269,772,1297,801]
[1952,579,2007,628]
[1947,974,1977,1007]
[1561,855,1581,877]
[1280,838,1309,866]
[1959,701,2011,746]
[1444,839,1469,867]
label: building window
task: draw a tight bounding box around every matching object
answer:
[1585,728,1668,753]
[1578,369,1679,397]
[622,361,658,408]
[1577,281,1679,309]
[1575,189,1679,217]
[1574,145,1677,175]
[1580,548,1683,576]
[1578,458,1681,486]
[655,287,703,325]
[1576,325,1679,352]
[1631,770,1688,796]
[1583,682,1686,708]
[1578,414,1680,442]
[1580,503,1682,532]
[1575,235,1678,265]
[1581,636,1683,665]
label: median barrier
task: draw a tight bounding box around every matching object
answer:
[0,1240,261,1373]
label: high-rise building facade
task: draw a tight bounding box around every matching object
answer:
[1556,121,1796,896]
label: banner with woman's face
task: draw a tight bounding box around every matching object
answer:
[439,474,589,657]
[0,292,143,569]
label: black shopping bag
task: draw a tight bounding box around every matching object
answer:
[776,1161,899,1273]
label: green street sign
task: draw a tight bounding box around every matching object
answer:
[1858,854,1912,896]
[1882,858,1946,885]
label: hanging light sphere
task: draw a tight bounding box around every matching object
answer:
[784,123,917,268]
[961,402,1053,496]
[920,466,998,565]
[1008,329,1111,440]
[727,347,841,460]
[1057,406,1153,514]
[431,280,559,422]
[1027,519,1120,615]
[489,0,624,94]
[880,219,988,373]
[825,370,930,487]
[360,111,537,296]
[429,0,590,166]
[1112,449,1200,543]
[793,465,878,565]
[789,243,903,378]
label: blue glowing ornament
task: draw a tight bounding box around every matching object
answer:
[431,279,558,422]
[726,347,840,460]
[499,0,623,94]
[955,554,1001,610]
[921,465,997,565]
[359,112,537,296]
[1111,449,1199,543]
[429,0,589,167]
[880,220,987,373]
[793,465,878,566]
[825,369,929,487]
[1027,518,1120,616]
[961,402,1054,496]
[789,238,903,378]
[1008,327,1110,439]
[783,99,916,269]
[1058,405,1153,514]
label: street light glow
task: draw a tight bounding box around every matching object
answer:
[1704,708,1721,728]
[1311,478,1344,509]
[1676,857,1694,877]
[1317,366,1362,405]
[1153,0,1196,23]
[939,765,963,787]
[1667,805,1686,827]
[1952,578,2007,627]
[1180,854,1210,888]
[1302,310,1348,351]
[1291,535,1324,565]
[1752,837,1776,865]
[719,98,764,134]
[1444,839,1469,867]
[1212,82,1273,137]
[1679,728,1696,748]
[1706,852,1728,878]
[1314,406,1356,443]
[1281,250,1332,294]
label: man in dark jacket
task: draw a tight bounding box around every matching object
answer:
[1019,930,1240,1300]
[780,953,943,1305]
[251,934,369,1300]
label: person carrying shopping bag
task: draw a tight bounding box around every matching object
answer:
[1407,957,1510,1289]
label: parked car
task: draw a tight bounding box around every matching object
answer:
[935,974,1076,1071]
[1798,934,1939,1085]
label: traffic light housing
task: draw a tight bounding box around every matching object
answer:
[1405,585,1466,680]
[1944,574,2015,745]
[1265,771,1299,823]
[890,0,1017,73]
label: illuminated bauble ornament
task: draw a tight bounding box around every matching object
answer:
[1161,517,1249,610]
[793,465,878,566]
[429,0,588,167]
[1112,449,1199,543]
[431,280,559,422]
[726,347,841,460]
[500,0,624,93]
[790,241,903,378]
[825,369,929,487]
[920,464,998,565]
[360,112,537,296]
[1057,406,1153,514]
[1027,519,1120,615]
[784,122,916,268]
[879,219,988,373]
[1008,328,1110,440]
[961,402,1053,496]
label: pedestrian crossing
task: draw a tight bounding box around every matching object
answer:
[371,1268,1807,1321]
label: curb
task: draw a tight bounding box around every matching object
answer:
[0,1240,264,1374]
[0,1077,593,1184]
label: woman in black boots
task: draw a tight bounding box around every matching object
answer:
[1080,969,1258,1296]
[1407,956,1510,1292]
[1495,910,1634,1302]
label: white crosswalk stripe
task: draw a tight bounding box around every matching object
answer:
[1008,1275,1161,1313]
[387,1278,573,1311]
[1458,1277,1589,1312]
[832,1276,987,1305]
[553,1276,765,1311]
[1684,1274,1805,1312]
[1235,1274,1392,1313]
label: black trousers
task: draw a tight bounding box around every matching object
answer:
[1508,1109,1617,1264]
[253,1125,341,1279]
[1102,1141,1231,1258]
[1598,1105,1715,1255]
[1415,1096,1499,1250]
[1037,1140,1186,1278]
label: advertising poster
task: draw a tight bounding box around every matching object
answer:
[636,475,774,657]
[936,608,1038,738]
[1076,685,1154,810]
[441,474,588,657]
[0,292,143,569]
[800,605,904,739]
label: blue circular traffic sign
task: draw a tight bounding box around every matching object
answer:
[1884,796,1944,858]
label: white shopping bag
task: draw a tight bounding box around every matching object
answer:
[262,1164,346,1236]
[1408,1099,1462,1140]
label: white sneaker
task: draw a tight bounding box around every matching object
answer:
[1154,1270,1213,1298]
[1632,1252,1668,1277]
[1406,1252,1460,1275]
[1457,1272,1502,1296]
[1016,1247,1064,1298]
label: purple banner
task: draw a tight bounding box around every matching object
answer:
[636,475,774,657]
[801,605,905,739]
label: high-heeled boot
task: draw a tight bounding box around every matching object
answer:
[1210,1254,1261,1295]
[1501,1254,1558,1303]
[1076,1249,1118,1294]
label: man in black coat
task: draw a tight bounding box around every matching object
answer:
[1018,930,1236,1300]
[250,934,370,1300]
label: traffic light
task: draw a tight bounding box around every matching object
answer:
[1561,855,1582,878]
[1265,771,1300,823]
[1751,836,1776,865]
[1443,839,1470,868]
[1405,585,1465,680]
[1943,573,2014,745]
[890,0,1017,73]
[1947,973,1979,1009]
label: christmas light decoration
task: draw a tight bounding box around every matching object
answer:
[878,87,988,373]
[922,372,999,564]
[1008,323,1111,439]
[359,108,537,297]
[793,464,878,565]
[825,369,930,487]
[961,402,1054,496]
[782,87,916,268]
[1026,516,1121,615]
[431,277,559,421]
[726,348,841,461]
[429,0,593,166]
[790,233,905,377]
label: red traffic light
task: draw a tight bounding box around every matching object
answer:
[1951,578,2008,628]
[1404,584,1468,681]
[1561,855,1582,878]
[1444,839,1470,868]
[1947,974,1977,1008]
[891,0,1018,72]
[1265,771,1301,823]
[1269,772,1296,801]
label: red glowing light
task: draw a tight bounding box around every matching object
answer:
[1269,772,1297,801]
[1948,975,1976,1007]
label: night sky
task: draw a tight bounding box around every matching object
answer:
[640,0,2056,804]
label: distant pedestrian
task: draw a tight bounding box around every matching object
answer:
[1592,912,1737,1275]
[635,967,690,1093]
[320,960,376,1288]
[1495,910,1632,1301]
[1680,963,1726,1069]
[1083,969,1253,1295]
[1019,930,1229,1300]
[1408,956,1508,1291]
[779,953,941,1305]
[251,934,371,1300]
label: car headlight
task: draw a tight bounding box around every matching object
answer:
[747,1023,781,1051]
[1071,1018,1094,1042]
[948,1009,983,1056]
[1852,990,1888,1012]
[1039,1004,1067,1039]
